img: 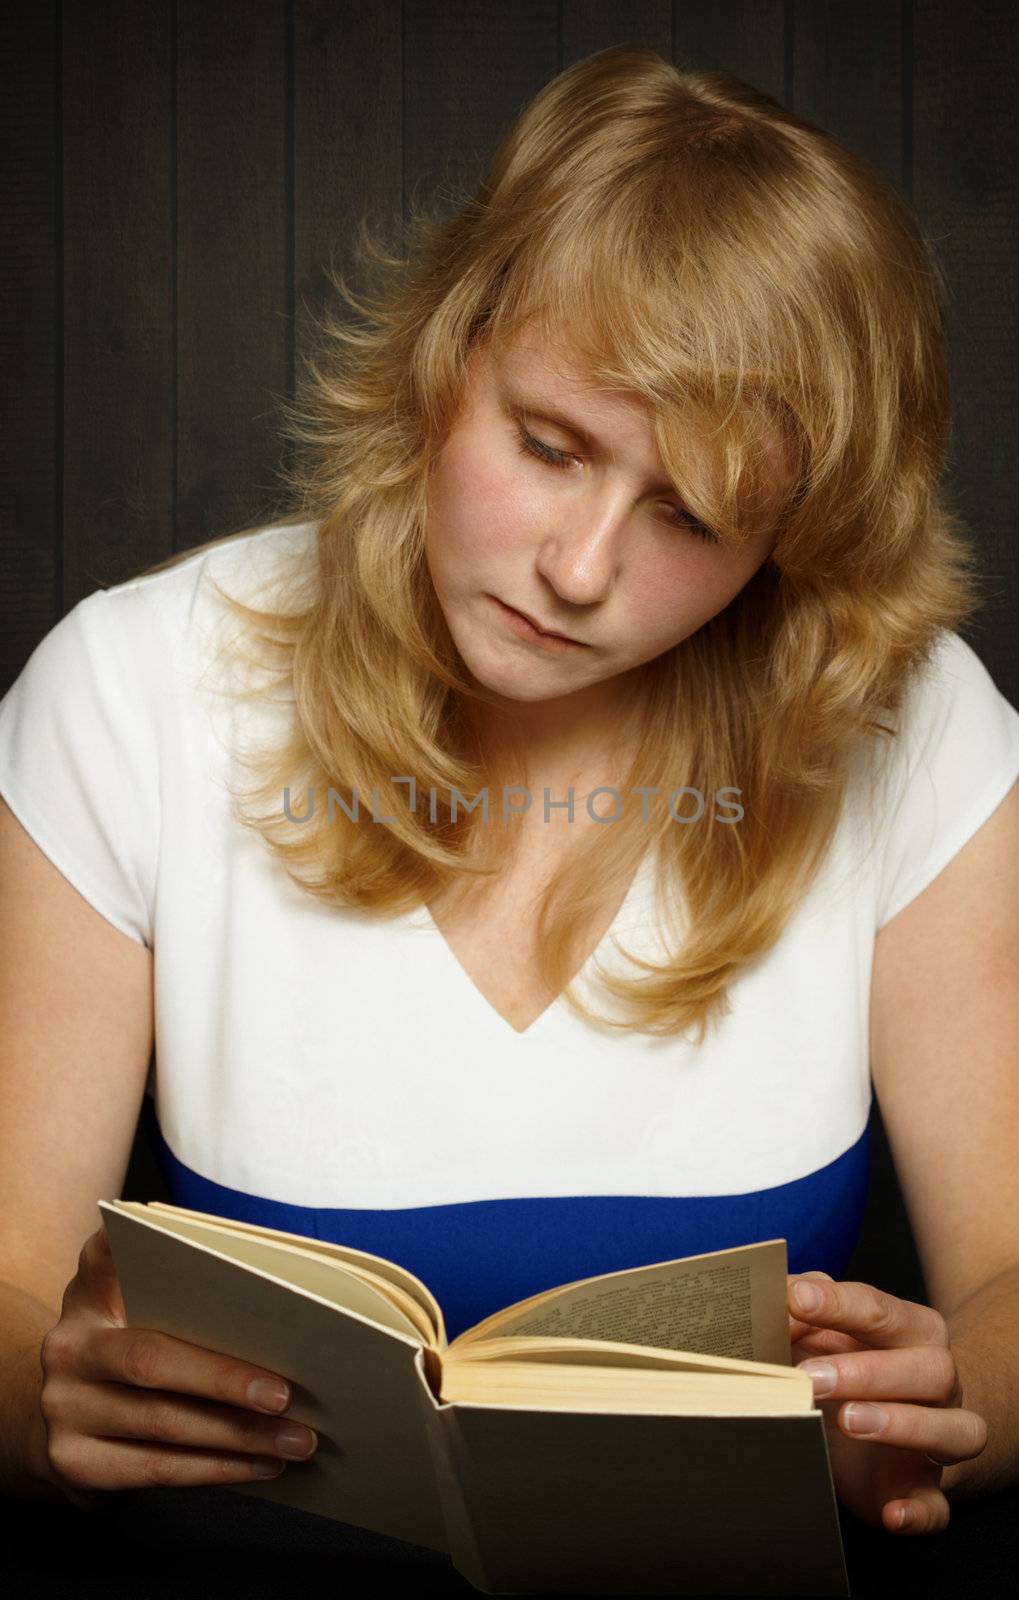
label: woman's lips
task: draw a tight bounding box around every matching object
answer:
[491,597,587,650]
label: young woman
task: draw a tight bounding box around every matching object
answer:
[0,48,1016,1542]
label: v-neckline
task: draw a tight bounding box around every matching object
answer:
[419,847,652,1039]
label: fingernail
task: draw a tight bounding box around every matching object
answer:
[845,1403,887,1434]
[253,1458,286,1478]
[792,1281,822,1312]
[248,1378,290,1412]
[799,1359,837,1396]
[275,1425,317,1459]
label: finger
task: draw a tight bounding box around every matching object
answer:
[833,1398,988,1463]
[787,1271,837,1337]
[64,1381,318,1461]
[794,1342,959,1404]
[885,1489,952,1536]
[73,1323,296,1416]
[790,1325,867,1355]
[787,1274,946,1350]
[49,1433,289,1494]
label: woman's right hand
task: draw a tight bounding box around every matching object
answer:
[35,1224,318,1508]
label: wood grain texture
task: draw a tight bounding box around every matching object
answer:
[913,0,1018,689]
[0,2,59,688]
[293,2,402,406]
[177,0,291,545]
[61,0,173,602]
[2,0,1016,711]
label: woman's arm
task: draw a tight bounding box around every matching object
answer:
[940,1261,1019,1501]
[0,795,155,1495]
[0,1280,66,1500]
[869,775,1019,1498]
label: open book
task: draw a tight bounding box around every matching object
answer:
[99,1200,850,1597]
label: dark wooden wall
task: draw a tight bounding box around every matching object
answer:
[3,1,1017,1300]
[3,0,1017,696]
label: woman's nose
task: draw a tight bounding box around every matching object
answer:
[534,489,631,602]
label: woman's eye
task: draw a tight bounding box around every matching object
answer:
[515,426,576,471]
[514,425,720,545]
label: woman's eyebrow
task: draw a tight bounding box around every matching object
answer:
[500,384,678,495]
[500,385,600,448]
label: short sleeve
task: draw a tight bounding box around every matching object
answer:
[875,631,1019,930]
[0,585,161,947]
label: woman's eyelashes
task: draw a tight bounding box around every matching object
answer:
[513,425,720,544]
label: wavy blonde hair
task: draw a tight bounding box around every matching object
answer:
[136,46,988,1044]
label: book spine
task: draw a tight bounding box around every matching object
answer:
[414,1350,494,1593]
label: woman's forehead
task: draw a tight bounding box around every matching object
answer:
[478,323,798,501]
[485,319,613,388]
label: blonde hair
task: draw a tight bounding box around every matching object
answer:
[135,47,988,1044]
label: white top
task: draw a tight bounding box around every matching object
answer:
[2,520,1018,1341]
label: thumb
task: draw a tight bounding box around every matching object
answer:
[79,1224,127,1326]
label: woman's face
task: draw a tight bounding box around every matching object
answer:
[424,327,785,722]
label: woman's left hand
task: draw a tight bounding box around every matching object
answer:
[787,1270,989,1534]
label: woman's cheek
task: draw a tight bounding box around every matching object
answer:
[623,565,693,650]
[467,478,544,560]
[627,547,753,653]
[438,446,530,560]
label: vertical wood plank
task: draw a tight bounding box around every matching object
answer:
[402,0,559,225]
[6,0,1015,703]
[791,0,906,191]
[914,0,1018,693]
[562,0,671,64]
[672,0,785,100]
[0,1,59,690]
[62,0,174,597]
[293,1,402,397]
[177,0,290,545]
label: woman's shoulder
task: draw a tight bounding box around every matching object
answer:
[69,518,319,712]
[855,628,1019,929]
[101,517,318,637]
[897,628,1015,740]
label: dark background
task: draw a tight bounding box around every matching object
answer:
[2,2,1017,1594]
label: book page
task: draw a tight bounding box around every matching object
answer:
[108,1202,426,1340]
[447,1334,800,1382]
[438,1361,812,1414]
[456,1238,791,1366]
[138,1200,444,1342]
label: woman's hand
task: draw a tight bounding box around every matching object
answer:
[33,1224,319,1509]
[787,1269,988,1534]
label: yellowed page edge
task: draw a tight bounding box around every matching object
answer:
[438,1359,815,1415]
[445,1333,804,1381]
[132,1198,445,1345]
[105,1200,428,1343]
